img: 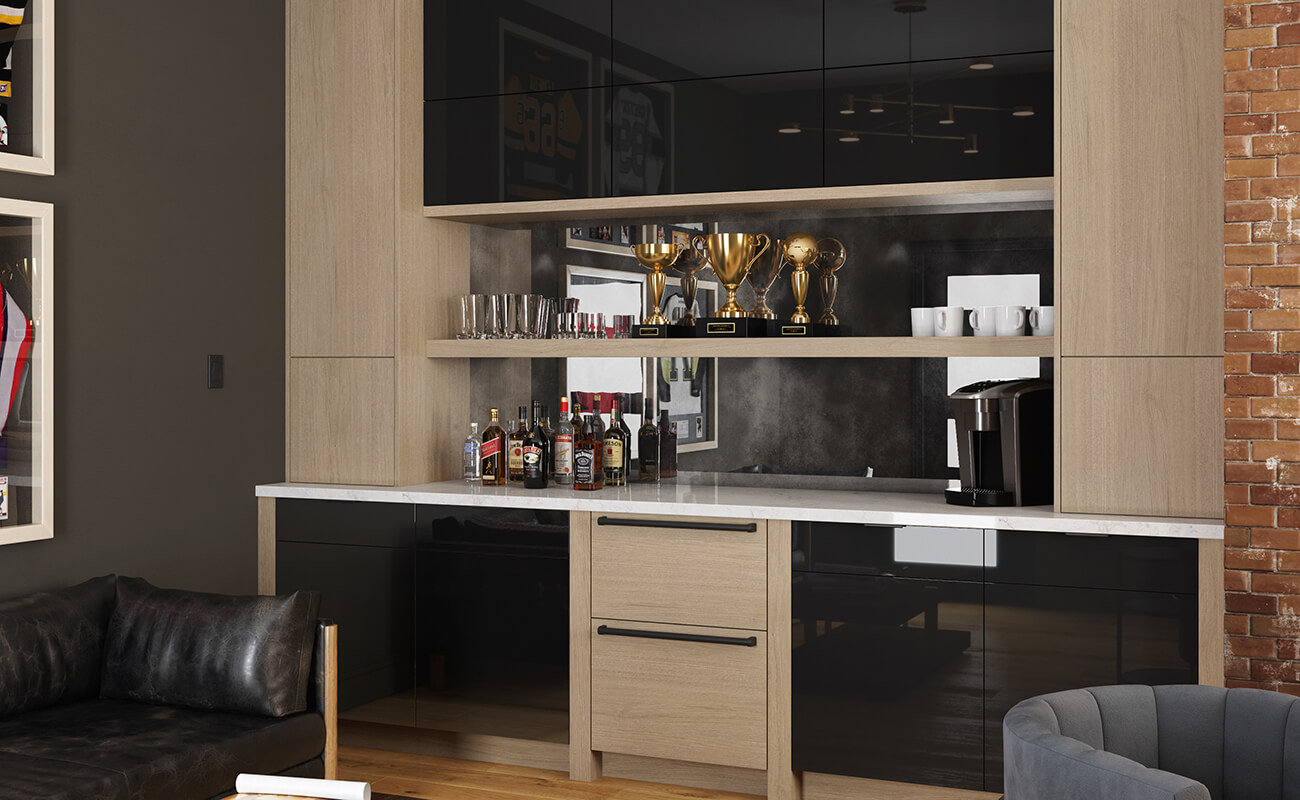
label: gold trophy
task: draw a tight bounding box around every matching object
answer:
[781,232,819,324]
[674,243,710,326]
[746,242,785,319]
[693,233,772,319]
[631,243,685,325]
[815,237,846,325]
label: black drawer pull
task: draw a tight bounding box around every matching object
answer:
[597,624,757,647]
[596,516,757,533]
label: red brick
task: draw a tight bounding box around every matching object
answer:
[1227,353,1252,375]
[1252,177,1300,197]
[1280,376,1300,394]
[1226,483,1252,504]
[1256,266,1300,285]
[1232,26,1278,49]
[1281,288,1300,306]
[1281,507,1300,528]
[1256,573,1300,595]
[1285,23,1300,45]
[1228,418,1276,438]
[1229,527,1252,548]
[1281,596,1300,617]
[1254,660,1300,682]
[1227,657,1252,680]
[1230,635,1277,659]
[1256,4,1300,26]
[1230,288,1278,308]
[1254,309,1300,329]
[1228,50,1252,73]
[1281,551,1300,571]
[1281,331,1300,350]
[1230,591,1281,614]
[1231,159,1277,180]
[1229,139,1252,161]
[1281,155,1300,175]
[1227,461,1276,482]
[1228,6,1249,28]
[1253,614,1300,638]
[1252,526,1300,550]
[1227,614,1251,635]
[1228,310,1251,331]
[1228,397,1254,419]
[1227,375,1276,395]
[1231,202,1281,222]
[1255,485,1300,507]
[1228,440,1251,460]
[1252,396,1300,416]
[1228,679,1276,690]
[1227,93,1252,115]
[1227,504,1278,527]
[1227,547,1277,570]
[1227,332,1276,351]
[1258,89,1300,113]
[1253,353,1300,372]
[1230,70,1279,93]
[1279,245,1300,263]
[1280,639,1300,659]
[1226,569,1251,592]
[1255,440,1300,461]
[1254,47,1300,69]
[1279,420,1300,439]
[1278,111,1300,131]
[1283,462,1300,484]
[1253,220,1300,242]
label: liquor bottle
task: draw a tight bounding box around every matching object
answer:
[462,422,482,482]
[532,400,550,480]
[616,395,633,478]
[507,405,528,482]
[523,409,549,489]
[481,408,506,486]
[591,394,606,442]
[638,400,659,482]
[553,396,574,484]
[540,402,554,477]
[569,393,583,431]
[659,410,678,479]
[603,403,628,487]
[574,415,603,490]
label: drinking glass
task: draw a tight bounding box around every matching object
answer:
[457,296,473,339]
[470,295,487,339]
[487,294,506,339]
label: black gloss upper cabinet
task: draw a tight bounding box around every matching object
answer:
[425,1,612,101]
[824,0,1053,70]
[610,0,821,84]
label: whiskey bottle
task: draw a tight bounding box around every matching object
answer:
[616,395,632,478]
[553,396,574,485]
[481,408,506,486]
[591,394,606,442]
[463,422,482,483]
[574,414,603,490]
[532,400,550,481]
[523,409,549,489]
[659,410,678,479]
[507,405,528,482]
[638,400,659,482]
[540,402,554,476]
[603,403,628,487]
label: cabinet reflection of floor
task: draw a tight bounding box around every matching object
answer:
[340,681,569,744]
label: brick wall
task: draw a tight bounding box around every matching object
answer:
[1225,1,1300,691]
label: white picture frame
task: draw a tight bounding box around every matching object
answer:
[0,0,53,176]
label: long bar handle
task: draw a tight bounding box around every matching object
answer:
[595,515,757,533]
[596,624,757,647]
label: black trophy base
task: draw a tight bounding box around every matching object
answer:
[668,321,698,338]
[634,324,669,339]
[944,488,1015,507]
[696,317,764,337]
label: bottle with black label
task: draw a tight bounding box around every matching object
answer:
[591,394,606,442]
[603,403,628,487]
[481,408,506,486]
[574,414,603,491]
[638,399,659,482]
[507,405,528,482]
[523,408,549,489]
[659,410,678,479]
[553,396,574,484]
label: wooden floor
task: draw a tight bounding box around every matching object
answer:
[339,745,762,800]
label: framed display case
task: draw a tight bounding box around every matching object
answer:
[0,0,53,176]
[0,196,51,545]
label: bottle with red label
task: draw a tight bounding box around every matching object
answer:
[553,396,574,485]
[480,408,506,486]
[523,406,549,489]
[507,405,528,482]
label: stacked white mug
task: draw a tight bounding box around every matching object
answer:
[1029,305,1054,336]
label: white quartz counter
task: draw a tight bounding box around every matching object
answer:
[256,475,1223,540]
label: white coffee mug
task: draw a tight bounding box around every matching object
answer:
[968,306,997,337]
[910,307,935,337]
[1029,305,1055,336]
[934,306,964,337]
[994,305,1026,336]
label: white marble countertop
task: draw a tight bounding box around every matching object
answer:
[256,475,1223,540]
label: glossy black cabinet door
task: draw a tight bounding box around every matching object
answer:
[793,572,985,790]
[989,530,1199,594]
[825,0,1053,71]
[426,1,612,102]
[983,583,1196,793]
[794,522,985,582]
[611,71,822,197]
[275,500,416,717]
[824,53,1052,186]
[427,87,608,205]
[610,0,821,84]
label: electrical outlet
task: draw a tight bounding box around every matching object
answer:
[207,354,224,389]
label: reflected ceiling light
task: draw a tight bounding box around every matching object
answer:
[840,94,856,115]
[939,104,955,125]
[778,122,802,134]
[969,58,994,70]
[1012,105,1035,117]
[869,93,885,113]
[963,135,979,154]
[839,134,861,143]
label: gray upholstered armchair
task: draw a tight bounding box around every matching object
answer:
[1003,684,1300,800]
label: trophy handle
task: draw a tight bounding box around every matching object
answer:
[691,234,708,255]
[747,233,772,270]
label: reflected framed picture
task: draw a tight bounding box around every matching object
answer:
[0,0,52,175]
[656,275,718,454]
[600,60,673,197]
[563,225,637,256]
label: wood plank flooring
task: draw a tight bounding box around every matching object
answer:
[339,745,762,800]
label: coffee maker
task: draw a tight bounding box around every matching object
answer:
[946,378,1053,507]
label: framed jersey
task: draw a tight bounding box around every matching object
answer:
[601,61,673,198]
[0,0,51,176]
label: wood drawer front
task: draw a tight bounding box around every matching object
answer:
[590,619,767,770]
[591,515,767,630]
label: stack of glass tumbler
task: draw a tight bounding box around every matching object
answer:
[456,294,636,340]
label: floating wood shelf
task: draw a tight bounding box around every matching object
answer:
[425,336,1055,359]
[423,177,1054,224]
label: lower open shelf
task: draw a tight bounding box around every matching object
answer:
[425,335,1055,359]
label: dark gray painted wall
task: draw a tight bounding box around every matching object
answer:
[0,2,285,597]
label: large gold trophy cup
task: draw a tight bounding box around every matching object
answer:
[693,233,771,319]
[815,237,846,325]
[781,232,820,324]
[631,243,685,325]
[674,244,710,326]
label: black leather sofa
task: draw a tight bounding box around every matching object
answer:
[0,575,337,800]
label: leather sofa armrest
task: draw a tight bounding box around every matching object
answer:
[308,619,338,780]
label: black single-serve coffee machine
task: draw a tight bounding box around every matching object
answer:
[946,378,1053,507]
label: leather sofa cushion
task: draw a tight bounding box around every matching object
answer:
[0,698,325,800]
[101,577,320,717]
[0,575,116,719]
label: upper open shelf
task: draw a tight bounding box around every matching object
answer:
[426,336,1054,359]
[423,177,1054,225]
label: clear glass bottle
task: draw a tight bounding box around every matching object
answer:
[553,396,575,484]
[462,422,482,482]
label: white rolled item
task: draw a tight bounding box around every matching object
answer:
[234,773,370,800]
